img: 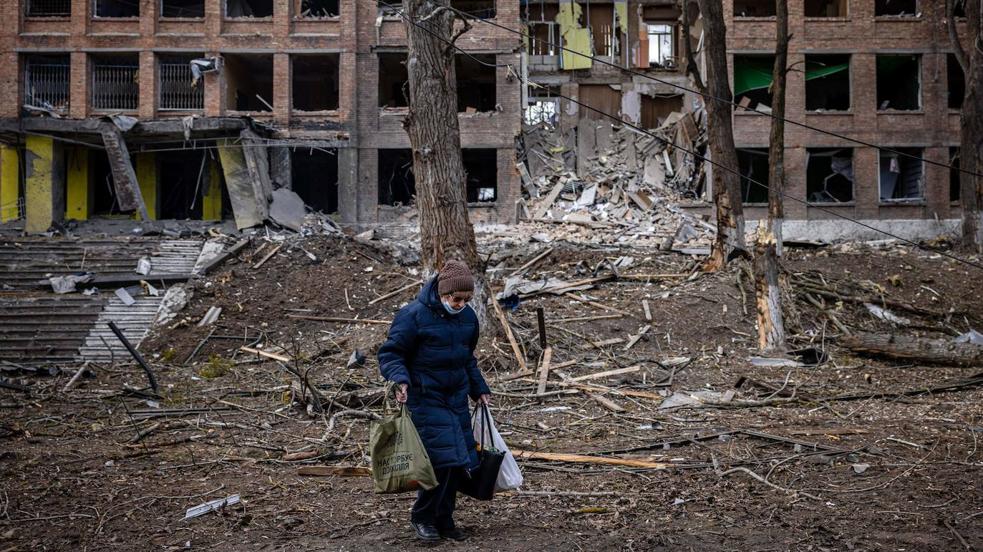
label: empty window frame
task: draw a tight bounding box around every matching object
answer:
[525,85,560,126]
[879,148,923,202]
[226,0,273,17]
[159,55,204,110]
[734,54,775,111]
[451,0,495,19]
[91,54,140,111]
[737,148,769,203]
[876,55,920,111]
[526,4,559,56]
[23,54,70,114]
[298,0,339,17]
[950,147,960,202]
[647,24,675,67]
[587,3,620,59]
[875,0,918,16]
[292,55,339,112]
[462,149,497,202]
[94,0,139,17]
[805,54,850,111]
[378,149,415,206]
[734,0,776,17]
[948,53,965,110]
[456,54,496,112]
[291,147,339,214]
[804,0,847,17]
[378,53,409,108]
[161,0,205,17]
[806,148,854,203]
[26,0,71,17]
[223,54,274,111]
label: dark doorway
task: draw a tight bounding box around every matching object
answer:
[159,150,208,219]
[291,147,338,214]
[462,149,497,202]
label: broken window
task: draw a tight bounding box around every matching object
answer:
[226,0,273,17]
[734,0,776,17]
[298,0,339,17]
[948,53,965,110]
[23,54,70,114]
[587,4,619,58]
[292,55,339,112]
[806,148,854,203]
[462,149,497,202]
[378,53,409,108]
[879,148,923,202]
[640,94,683,129]
[159,55,204,110]
[161,0,205,17]
[91,55,140,111]
[26,0,71,17]
[950,147,960,202]
[94,0,139,17]
[526,4,559,56]
[292,147,338,214]
[159,150,209,219]
[805,54,850,111]
[734,55,775,111]
[525,85,560,126]
[876,55,920,111]
[804,0,847,17]
[451,0,495,19]
[456,54,496,113]
[646,24,675,68]
[737,148,769,203]
[223,54,274,112]
[875,0,918,16]
[378,149,415,206]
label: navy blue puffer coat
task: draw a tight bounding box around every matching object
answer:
[378,277,491,470]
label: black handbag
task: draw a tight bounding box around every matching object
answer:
[459,404,505,501]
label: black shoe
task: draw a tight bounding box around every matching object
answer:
[439,527,468,541]
[410,521,441,542]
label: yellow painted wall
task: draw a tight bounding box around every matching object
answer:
[25,136,54,233]
[65,147,90,221]
[0,145,19,222]
[557,3,592,70]
[202,159,222,221]
[134,153,157,220]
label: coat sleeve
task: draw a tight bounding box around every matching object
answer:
[378,307,417,386]
[465,320,491,399]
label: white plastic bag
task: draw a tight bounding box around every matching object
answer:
[473,406,523,491]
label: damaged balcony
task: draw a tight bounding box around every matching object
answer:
[158,55,205,112]
[223,54,274,114]
[879,148,924,204]
[806,148,854,204]
[91,54,140,113]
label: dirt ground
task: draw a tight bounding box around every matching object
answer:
[2,231,982,551]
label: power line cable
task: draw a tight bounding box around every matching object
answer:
[379,0,983,273]
[437,1,983,179]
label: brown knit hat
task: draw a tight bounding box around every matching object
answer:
[437,260,475,296]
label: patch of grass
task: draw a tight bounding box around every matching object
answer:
[161,348,177,362]
[198,355,233,379]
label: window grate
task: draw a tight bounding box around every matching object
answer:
[92,63,139,111]
[26,0,71,17]
[159,63,203,110]
[24,62,70,113]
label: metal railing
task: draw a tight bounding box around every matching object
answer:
[24,62,70,113]
[92,63,139,111]
[26,0,71,17]
[159,63,203,110]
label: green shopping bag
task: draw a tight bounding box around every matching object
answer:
[370,405,438,493]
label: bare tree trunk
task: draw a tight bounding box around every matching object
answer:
[402,0,487,320]
[694,0,746,271]
[754,0,788,353]
[949,0,983,253]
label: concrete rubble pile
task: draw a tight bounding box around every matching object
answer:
[517,110,714,251]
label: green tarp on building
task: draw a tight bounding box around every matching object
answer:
[734,58,849,96]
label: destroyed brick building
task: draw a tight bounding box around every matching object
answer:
[0,0,972,239]
[0,0,522,232]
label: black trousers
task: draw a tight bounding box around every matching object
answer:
[411,467,461,530]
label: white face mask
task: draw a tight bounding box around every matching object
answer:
[442,301,466,315]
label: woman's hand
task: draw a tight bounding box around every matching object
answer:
[479,394,491,406]
[395,383,408,404]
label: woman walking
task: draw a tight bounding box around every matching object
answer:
[378,260,491,542]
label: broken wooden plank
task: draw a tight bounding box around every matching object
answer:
[536,346,553,395]
[297,466,372,477]
[199,237,251,275]
[840,332,983,367]
[532,182,565,219]
[509,247,554,278]
[240,346,292,362]
[252,243,283,269]
[590,337,625,349]
[368,280,422,306]
[285,315,390,325]
[492,297,528,373]
[99,122,150,220]
[642,299,652,322]
[591,393,625,412]
[551,313,623,324]
[624,325,651,350]
[569,365,641,382]
[566,293,631,315]
[510,450,671,470]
